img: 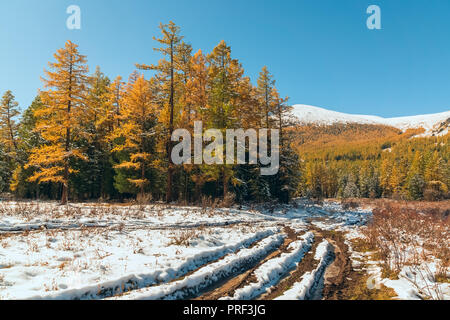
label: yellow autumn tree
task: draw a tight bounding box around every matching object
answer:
[186,50,208,122]
[104,76,125,131]
[184,49,209,199]
[26,40,89,204]
[236,76,260,130]
[110,75,158,198]
[176,42,193,130]
[136,21,183,203]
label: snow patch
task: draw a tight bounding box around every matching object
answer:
[275,240,334,300]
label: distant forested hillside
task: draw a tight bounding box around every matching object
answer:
[292,123,449,201]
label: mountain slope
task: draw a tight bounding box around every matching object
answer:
[291,105,450,136]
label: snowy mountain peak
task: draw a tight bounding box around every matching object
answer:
[291,104,450,136]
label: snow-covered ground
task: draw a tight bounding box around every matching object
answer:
[113,232,286,300]
[0,202,275,233]
[0,200,448,300]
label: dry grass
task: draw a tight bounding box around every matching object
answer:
[340,198,450,217]
[345,272,398,300]
[0,200,236,228]
[357,201,449,299]
[168,230,200,246]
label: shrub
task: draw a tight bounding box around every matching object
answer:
[360,203,449,299]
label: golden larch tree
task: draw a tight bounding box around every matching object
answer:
[110,75,158,198]
[105,76,125,131]
[26,40,89,204]
[136,21,183,203]
[186,50,208,123]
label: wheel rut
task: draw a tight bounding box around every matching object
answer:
[196,227,304,300]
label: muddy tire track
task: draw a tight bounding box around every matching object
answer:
[109,230,285,300]
[318,229,361,300]
[196,227,302,300]
[259,232,325,300]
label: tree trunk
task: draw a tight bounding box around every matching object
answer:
[62,108,71,205]
[62,61,73,205]
[195,183,200,204]
[167,152,173,203]
[265,87,269,129]
[62,125,70,205]
[36,183,40,200]
[278,106,283,148]
[6,105,18,152]
[140,161,145,199]
[61,181,68,205]
[223,167,228,198]
[166,40,175,203]
[184,169,188,203]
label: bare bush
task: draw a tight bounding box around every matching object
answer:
[136,193,152,205]
[341,199,360,210]
[220,192,235,208]
[168,230,199,246]
[361,203,449,299]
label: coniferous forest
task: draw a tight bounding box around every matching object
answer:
[0,22,448,204]
[0,22,299,204]
[294,124,449,201]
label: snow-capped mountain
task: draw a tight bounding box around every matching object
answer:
[291,105,450,136]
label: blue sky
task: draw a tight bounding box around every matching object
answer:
[1,0,450,117]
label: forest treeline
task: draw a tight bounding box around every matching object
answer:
[293,123,450,201]
[0,22,448,204]
[0,22,300,204]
